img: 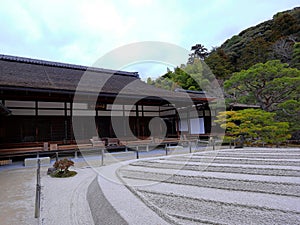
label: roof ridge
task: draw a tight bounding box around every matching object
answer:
[0,54,139,78]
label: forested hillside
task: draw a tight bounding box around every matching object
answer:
[148,7,300,87]
[147,7,300,140]
[205,7,300,79]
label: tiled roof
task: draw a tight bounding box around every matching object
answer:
[0,54,139,77]
[0,54,209,102]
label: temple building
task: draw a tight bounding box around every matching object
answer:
[0,54,214,151]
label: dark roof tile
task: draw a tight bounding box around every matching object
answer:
[0,54,209,101]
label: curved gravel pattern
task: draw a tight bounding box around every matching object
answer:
[117,148,300,224]
[138,190,300,225]
[193,152,300,159]
[222,149,300,154]
[168,156,300,166]
[120,170,300,197]
[129,160,300,176]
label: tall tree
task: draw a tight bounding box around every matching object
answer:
[224,60,300,111]
[204,48,235,80]
[162,58,216,91]
[188,44,209,64]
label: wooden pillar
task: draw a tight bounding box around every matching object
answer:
[136,104,139,138]
[122,104,126,137]
[70,102,74,142]
[50,121,53,141]
[64,102,68,143]
[176,111,180,138]
[187,110,191,135]
[141,105,144,137]
[95,108,99,136]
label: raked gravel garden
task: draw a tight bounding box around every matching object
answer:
[117,147,300,225]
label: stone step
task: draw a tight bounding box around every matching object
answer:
[24,157,50,167]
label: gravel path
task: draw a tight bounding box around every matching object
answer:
[0,167,38,225]
[117,148,300,224]
[40,167,96,225]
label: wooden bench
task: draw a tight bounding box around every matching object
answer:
[166,146,184,152]
[0,146,43,155]
[106,138,120,147]
[89,136,105,148]
[0,143,93,159]
[0,159,12,166]
[121,139,155,151]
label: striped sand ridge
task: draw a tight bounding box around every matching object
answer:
[116,148,300,224]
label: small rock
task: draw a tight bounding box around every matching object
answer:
[47,167,56,175]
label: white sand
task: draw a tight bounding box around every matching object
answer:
[1,147,300,225]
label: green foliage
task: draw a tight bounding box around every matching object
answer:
[205,7,300,80]
[215,109,291,145]
[188,44,209,64]
[51,170,77,178]
[238,37,272,70]
[291,42,300,69]
[276,100,300,134]
[148,59,215,92]
[146,77,154,85]
[224,60,300,111]
[271,13,300,39]
[204,49,234,79]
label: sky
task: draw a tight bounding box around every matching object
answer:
[0,0,299,80]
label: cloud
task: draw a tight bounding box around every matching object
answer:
[0,0,299,78]
[123,62,172,80]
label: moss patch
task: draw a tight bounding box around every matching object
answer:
[50,170,77,178]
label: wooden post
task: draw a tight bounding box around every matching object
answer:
[95,108,99,136]
[141,105,144,137]
[70,102,74,143]
[64,102,68,143]
[187,111,191,135]
[34,159,41,218]
[176,112,180,138]
[123,104,126,137]
[136,104,139,137]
